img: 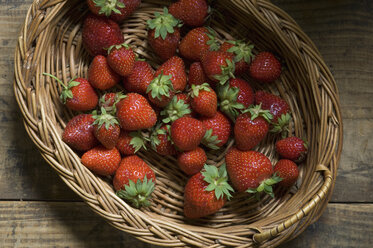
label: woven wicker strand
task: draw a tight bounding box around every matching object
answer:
[13,0,343,247]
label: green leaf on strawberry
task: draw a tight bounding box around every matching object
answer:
[214,59,235,85]
[147,7,182,40]
[227,40,255,64]
[201,129,221,150]
[93,0,126,16]
[160,96,191,123]
[129,131,148,153]
[92,107,120,130]
[189,83,211,98]
[246,173,282,200]
[242,104,273,122]
[146,72,174,100]
[43,72,80,104]
[270,113,292,138]
[202,164,234,200]
[205,27,220,51]
[218,84,245,122]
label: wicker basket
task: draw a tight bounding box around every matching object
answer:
[13,0,343,246]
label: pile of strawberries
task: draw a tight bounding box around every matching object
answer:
[45,0,308,219]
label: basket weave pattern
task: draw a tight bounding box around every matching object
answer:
[14,0,342,246]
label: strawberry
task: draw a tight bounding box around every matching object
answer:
[219,40,254,75]
[188,62,215,88]
[146,73,175,108]
[274,159,299,187]
[116,93,157,130]
[234,105,273,151]
[160,95,192,123]
[218,78,254,121]
[44,73,98,111]
[114,155,156,208]
[116,130,147,155]
[226,148,281,197]
[200,111,231,149]
[178,147,207,175]
[124,60,154,94]
[88,55,121,90]
[107,43,136,77]
[150,124,177,156]
[99,92,126,114]
[82,14,124,56]
[190,83,217,117]
[179,27,219,62]
[87,0,141,23]
[184,164,234,219]
[201,50,235,85]
[169,0,208,27]
[147,8,182,61]
[275,136,308,162]
[175,93,191,105]
[171,116,206,151]
[154,56,187,91]
[92,108,121,149]
[81,145,121,176]
[249,51,281,83]
[62,114,99,151]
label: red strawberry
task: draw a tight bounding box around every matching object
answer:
[82,14,124,56]
[178,147,207,175]
[107,43,136,77]
[124,60,154,94]
[147,8,182,61]
[169,0,208,27]
[234,105,273,151]
[114,155,156,208]
[175,93,191,105]
[188,62,215,88]
[275,137,308,162]
[44,73,98,111]
[146,73,175,108]
[88,55,121,90]
[219,41,254,75]
[189,83,217,118]
[116,130,147,155]
[200,111,231,149]
[154,56,187,91]
[249,52,281,83]
[81,145,121,176]
[201,51,235,85]
[116,93,157,130]
[179,27,219,62]
[218,78,254,121]
[184,164,234,219]
[171,116,206,151]
[160,95,192,123]
[274,159,299,187]
[150,124,177,156]
[87,0,141,23]
[62,114,99,151]
[99,92,126,114]
[226,148,281,197]
[92,108,121,149]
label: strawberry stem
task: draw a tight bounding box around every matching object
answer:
[202,164,234,200]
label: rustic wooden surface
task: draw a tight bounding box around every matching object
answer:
[1,0,372,247]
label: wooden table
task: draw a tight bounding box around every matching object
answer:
[1,0,372,247]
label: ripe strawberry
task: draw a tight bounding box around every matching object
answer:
[179,27,219,62]
[116,93,157,130]
[160,95,192,123]
[175,93,191,105]
[99,92,126,114]
[169,0,208,27]
[276,137,308,162]
[178,147,207,175]
[88,55,121,90]
[114,155,156,208]
[200,111,231,149]
[274,159,299,187]
[218,78,254,121]
[87,0,141,23]
[107,43,136,77]
[171,116,206,151]
[82,14,124,56]
[124,60,154,94]
[92,108,120,149]
[81,145,121,176]
[201,51,235,85]
[154,56,187,91]
[234,105,273,151]
[116,130,147,155]
[150,124,177,156]
[219,40,254,75]
[226,148,281,197]
[146,73,175,108]
[190,83,217,117]
[188,62,215,88]
[44,73,98,111]
[184,164,234,219]
[249,52,281,83]
[147,8,182,61]
[62,114,99,151]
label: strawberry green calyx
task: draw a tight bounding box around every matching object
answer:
[150,123,171,150]
[202,164,234,200]
[202,129,221,150]
[214,59,235,85]
[93,0,125,16]
[92,107,120,130]
[129,131,148,153]
[147,7,182,40]
[218,84,245,122]
[116,175,155,208]
[205,27,220,51]
[189,83,211,98]
[107,42,130,55]
[146,72,174,100]
[246,173,282,200]
[100,92,126,114]
[43,72,80,104]
[227,40,255,64]
[160,96,191,123]
[270,113,292,138]
[242,104,273,122]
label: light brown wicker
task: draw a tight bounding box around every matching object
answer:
[13,0,343,247]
